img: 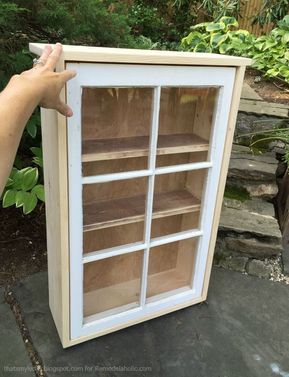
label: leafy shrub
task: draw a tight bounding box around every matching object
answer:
[128,0,198,47]
[200,0,243,21]
[2,167,44,214]
[181,15,289,84]
[253,0,289,26]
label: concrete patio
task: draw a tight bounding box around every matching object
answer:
[1,267,289,376]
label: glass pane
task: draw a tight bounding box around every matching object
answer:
[147,238,198,300]
[151,212,200,239]
[81,87,153,174]
[83,251,143,317]
[151,170,207,238]
[82,177,148,248]
[156,87,218,167]
[82,157,147,177]
[83,222,144,254]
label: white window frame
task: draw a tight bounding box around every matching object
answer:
[66,63,235,339]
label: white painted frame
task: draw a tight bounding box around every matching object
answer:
[66,63,235,340]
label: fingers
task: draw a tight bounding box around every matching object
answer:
[59,69,77,84]
[39,45,52,64]
[56,101,73,117]
[45,43,63,70]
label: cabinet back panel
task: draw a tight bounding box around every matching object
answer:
[147,238,198,298]
[185,169,208,200]
[83,177,148,203]
[83,222,144,254]
[82,157,147,176]
[156,151,208,167]
[158,87,217,141]
[84,251,143,292]
[193,88,218,141]
[82,87,153,140]
[151,212,200,238]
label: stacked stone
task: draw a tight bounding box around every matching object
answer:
[215,144,284,279]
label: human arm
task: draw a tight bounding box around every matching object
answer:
[0,43,76,195]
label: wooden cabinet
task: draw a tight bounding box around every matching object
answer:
[29,43,251,347]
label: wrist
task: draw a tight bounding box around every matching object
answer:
[6,74,44,106]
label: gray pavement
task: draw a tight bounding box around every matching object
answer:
[2,268,289,376]
[0,288,34,376]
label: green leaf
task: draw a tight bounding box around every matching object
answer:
[193,42,211,53]
[190,22,209,30]
[220,16,238,29]
[13,155,24,169]
[219,43,232,54]
[2,189,17,207]
[12,170,25,190]
[266,68,279,77]
[26,118,37,138]
[182,31,204,47]
[210,33,228,47]
[30,147,42,158]
[32,184,45,202]
[22,192,37,214]
[5,178,13,188]
[282,32,289,44]
[21,168,38,191]
[279,65,289,77]
[206,22,225,32]
[264,39,278,50]
[15,190,25,208]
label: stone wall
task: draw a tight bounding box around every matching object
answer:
[214,111,288,281]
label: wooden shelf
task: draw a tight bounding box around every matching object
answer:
[84,269,190,318]
[83,190,200,232]
[82,133,209,162]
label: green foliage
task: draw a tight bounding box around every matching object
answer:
[128,0,198,47]
[2,167,44,214]
[236,120,289,167]
[253,0,289,26]
[250,127,289,166]
[200,0,243,21]
[181,15,289,84]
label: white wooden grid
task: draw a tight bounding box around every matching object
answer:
[66,63,235,339]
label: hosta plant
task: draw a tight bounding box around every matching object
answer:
[181,15,289,84]
[2,166,44,214]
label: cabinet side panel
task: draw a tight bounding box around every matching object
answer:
[41,108,69,344]
[201,66,246,298]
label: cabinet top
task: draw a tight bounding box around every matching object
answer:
[29,43,251,67]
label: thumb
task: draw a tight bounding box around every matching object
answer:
[59,69,77,84]
[56,100,73,117]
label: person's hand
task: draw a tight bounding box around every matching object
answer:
[12,43,76,117]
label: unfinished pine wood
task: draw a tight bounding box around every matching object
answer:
[82,133,209,162]
[83,190,200,231]
[39,59,71,347]
[30,43,252,66]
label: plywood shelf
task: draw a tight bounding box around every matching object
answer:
[82,133,209,162]
[83,190,200,232]
[84,269,190,318]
